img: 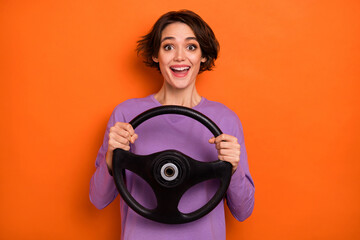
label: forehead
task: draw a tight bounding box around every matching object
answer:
[161,22,196,40]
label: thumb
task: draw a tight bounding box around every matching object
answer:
[208,137,215,144]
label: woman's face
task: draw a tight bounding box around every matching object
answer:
[153,22,206,90]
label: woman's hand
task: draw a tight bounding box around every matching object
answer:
[106,122,138,171]
[209,134,240,174]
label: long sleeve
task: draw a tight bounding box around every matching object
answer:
[89,110,119,209]
[224,115,255,221]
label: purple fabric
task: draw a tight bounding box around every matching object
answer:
[89,95,255,240]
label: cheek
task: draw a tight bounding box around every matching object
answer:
[157,58,167,70]
[158,55,172,67]
[159,64,169,77]
[193,52,204,62]
[191,56,203,68]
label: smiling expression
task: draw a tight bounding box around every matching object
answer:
[153,22,206,90]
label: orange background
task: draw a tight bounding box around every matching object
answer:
[1,1,359,239]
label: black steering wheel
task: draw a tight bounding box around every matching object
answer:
[112,105,232,224]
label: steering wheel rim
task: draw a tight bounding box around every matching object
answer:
[112,105,232,224]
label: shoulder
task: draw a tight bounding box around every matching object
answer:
[199,98,239,122]
[199,98,243,135]
[111,95,156,122]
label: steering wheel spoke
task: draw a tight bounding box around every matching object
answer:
[186,158,232,187]
[113,149,155,182]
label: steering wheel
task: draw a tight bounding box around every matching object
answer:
[112,105,232,224]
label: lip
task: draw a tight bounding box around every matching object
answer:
[169,65,191,78]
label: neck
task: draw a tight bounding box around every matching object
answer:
[154,83,201,108]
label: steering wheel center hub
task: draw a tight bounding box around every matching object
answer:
[161,163,178,180]
[153,152,188,188]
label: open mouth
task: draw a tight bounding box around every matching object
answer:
[170,66,190,77]
[170,66,190,73]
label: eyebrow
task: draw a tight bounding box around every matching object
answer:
[161,36,198,43]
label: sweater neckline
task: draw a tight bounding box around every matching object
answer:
[149,94,206,124]
[149,94,205,110]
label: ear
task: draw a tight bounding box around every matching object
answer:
[201,57,207,63]
[152,56,159,63]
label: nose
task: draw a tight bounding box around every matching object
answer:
[174,48,185,62]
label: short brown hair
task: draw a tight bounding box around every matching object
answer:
[136,10,220,73]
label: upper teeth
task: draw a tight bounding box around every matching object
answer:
[171,67,190,71]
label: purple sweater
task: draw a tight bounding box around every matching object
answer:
[89,95,254,240]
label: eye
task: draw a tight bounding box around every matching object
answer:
[163,44,174,51]
[187,44,198,51]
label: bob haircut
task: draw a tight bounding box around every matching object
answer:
[136,10,220,73]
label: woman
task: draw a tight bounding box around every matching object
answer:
[90,10,254,240]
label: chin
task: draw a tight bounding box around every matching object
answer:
[169,78,194,90]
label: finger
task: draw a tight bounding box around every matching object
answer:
[218,155,239,167]
[109,131,129,145]
[117,144,130,151]
[111,124,129,137]
[110,122,139,151]
[122,128,132,138]
[215,141,240,150]
[218,148,240,157]
[109,126,134,146]
[214,134,238,144]
[125,123,135,136]
[108,139,131,151]
[117,123,137,141]
[114,122,131,130]
[130,133,138,144]
[113,122,135,136]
